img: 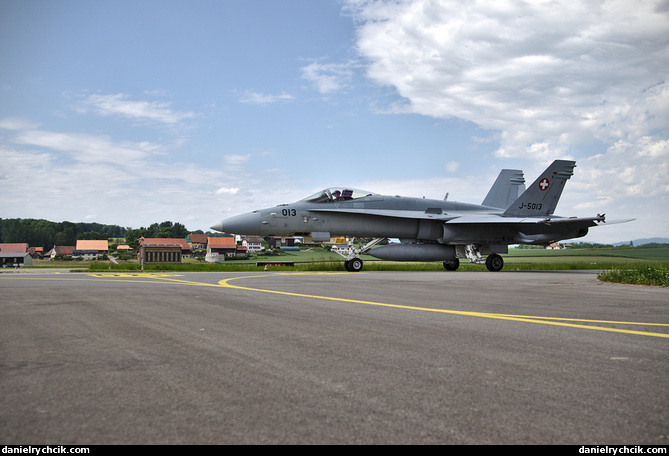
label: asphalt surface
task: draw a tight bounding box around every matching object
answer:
[1,269,668,444]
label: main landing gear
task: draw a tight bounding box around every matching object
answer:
[337,239,505,272]
[443,246,505,272]
[485,253,504,272]
[344,258,364,272]
[443,259,460,271]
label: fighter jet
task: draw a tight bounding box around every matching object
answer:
[211,160,633,272]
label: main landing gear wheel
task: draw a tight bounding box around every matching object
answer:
[443,259,460,271]
[485,254,504,272]
[345,258,364,272]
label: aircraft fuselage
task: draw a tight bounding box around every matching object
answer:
[221,195,486,238]
[217,194,585,246]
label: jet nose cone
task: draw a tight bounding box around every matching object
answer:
[211,212,261,235]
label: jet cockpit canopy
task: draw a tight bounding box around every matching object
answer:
[301,187,376,203]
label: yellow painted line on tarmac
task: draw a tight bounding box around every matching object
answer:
[218,272,669,339]
[88,273,229,288]
[4,271,668,339]
[88,272,187,279]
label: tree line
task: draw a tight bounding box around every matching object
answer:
[0,218,215,250]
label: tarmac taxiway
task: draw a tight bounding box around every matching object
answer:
[1,269,668,444]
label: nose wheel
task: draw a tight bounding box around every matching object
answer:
[337,238,385,272]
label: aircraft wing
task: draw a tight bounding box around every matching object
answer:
[308,208,461,221]
[311,207,633,228]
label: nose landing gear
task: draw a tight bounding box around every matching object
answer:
[336,238,386,272]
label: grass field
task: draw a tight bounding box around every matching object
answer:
[22,246,669,286]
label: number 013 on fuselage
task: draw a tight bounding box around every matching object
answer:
[210,160,633,272]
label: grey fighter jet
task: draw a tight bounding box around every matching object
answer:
[211,160,633,272]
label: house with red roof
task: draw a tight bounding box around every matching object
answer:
[187,233,209,251]
[46,246,75,259]
[0,243,31,267]
[28,247,44,259]
[205,236,247,262]
[73,240,109,260]
[0,243,28,253]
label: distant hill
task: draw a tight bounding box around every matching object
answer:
[612,238,669,246]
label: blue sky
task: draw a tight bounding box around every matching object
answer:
[1,0,667,243]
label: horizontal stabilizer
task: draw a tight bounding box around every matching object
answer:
[444,215,602,227]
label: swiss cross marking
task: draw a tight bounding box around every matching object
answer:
[539,178,550,191]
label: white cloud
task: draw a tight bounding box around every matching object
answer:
[444,161,459,173]
[215,187,239,195]
[584,137,669,198]
[76,93,196,124]
[346,0,669,159]
[239,90,294,105]
[0,121,235,230]
[223,154,252,172]
[300,61,355,93]
[12,129,160,163]
[0,117,40,130]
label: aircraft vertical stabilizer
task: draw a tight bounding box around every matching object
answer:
[482,169,525,209]
[503,160,576,217]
